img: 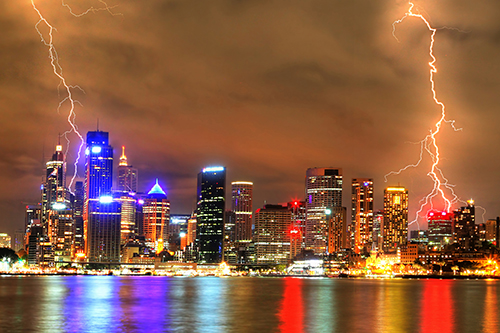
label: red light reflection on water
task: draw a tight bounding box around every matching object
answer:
[420,280,454,333]
[278,277,304,332]
[483,281,499,332]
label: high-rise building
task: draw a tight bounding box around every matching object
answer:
[254,204,292,264]
[351,178,374,253]
[84,131,113,200]
[13,229,24,252]
[85,197,122,262]
[84,130,120,262]
[41,144,74,265]
[41,144,67,232]
[327,207,347,253]
[118,193,137,244]
[117,146,138,193]
[73,181,85,255]
[383,186,408,252]
[143,180,170,253]
[231,182,253,241]
[305,168,342,255]
[428,210,453,250]
[372,210,384,251]
[486,219,497,243]
[453,200,475,250]
[196,166,226,264]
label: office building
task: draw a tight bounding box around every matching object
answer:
[327,207,347,253]
[117,146,138,192]
[231,182,253,241]
[254,204,292,264]
[453,200,475,250]
[196,166,226,264]
[352,178,374,253]
[84,130,120,262]
[143,180,170,253]
[305,168,343,255]
[383,186,408,252]
[428,210,453,250]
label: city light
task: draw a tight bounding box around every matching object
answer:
[99,195,114,203]
[91,146,102,154]
[202,166,225,173]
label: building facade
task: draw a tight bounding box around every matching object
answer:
[254,204,292,264]
[231,181,253,242]
[305,168,343,255]
[143,180,170,253]
[383,186,408,252]
[196,166,226,264]
[351,178,374,253]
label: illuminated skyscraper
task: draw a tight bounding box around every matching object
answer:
[383,186,409,252]
[143,180,170,253]
[254,204,292,264]
[305,168,342,255]
[117,146,138,192]
[84,131,113,200]
[352,178,374,253]
[197,166,226,264]
[73,181,84,254]
[84,130,120,262]
[453,200,475,250]
[118,193,137,244]
[428,210,453,250]
[327,207,347,253]
[231,181,253,241]
[41,143,66,231]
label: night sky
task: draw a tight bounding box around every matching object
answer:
[1,0,500,235]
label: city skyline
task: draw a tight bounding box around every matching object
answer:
[2,0,500,237]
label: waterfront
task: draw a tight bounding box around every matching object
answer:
[0,276,498,332]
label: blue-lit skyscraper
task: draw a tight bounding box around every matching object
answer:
[85,131,113,199]
[197,166,226,264]
[84,130,121,262]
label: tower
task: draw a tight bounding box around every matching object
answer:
[84,130,121,262]
[231,181,253,242]
[453,200,475,250]
[197,166,226,264]
[254,204,292,264]
[305,167,342,255]
[352,178,374,253]
[117,146,138,193]
[383,186,409,252]
[143,180,170,253]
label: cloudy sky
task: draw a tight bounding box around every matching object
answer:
[1,0,500,235]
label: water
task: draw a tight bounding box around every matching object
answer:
[0,276,498,333]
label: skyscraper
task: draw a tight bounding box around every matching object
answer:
[383,186,409,252]
[327,207,347,253]
[254,204,292,264]
[453,200,475,250]
[352,178,374,253]
[143,180,170,253]
[84,130,121,262]
[305,168,342,255]
[41,143,66,231]
[428,210,453,250]
[117,146,138,193]
[84,131,113,200]
[231,181,253,241]
[197,166,226,264]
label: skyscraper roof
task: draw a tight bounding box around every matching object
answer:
[148,179,166,196]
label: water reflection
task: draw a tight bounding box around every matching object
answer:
[420,280,454,333]
[279,277,304,332]
[483,280,499,333]
[0,276,498,332]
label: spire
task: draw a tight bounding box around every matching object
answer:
[148,179,167,196]
[119,146,128,166]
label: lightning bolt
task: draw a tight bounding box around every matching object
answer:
[387,2,463,226]
[31,1,119,192]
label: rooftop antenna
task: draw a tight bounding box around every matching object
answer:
[97,118,99,131]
